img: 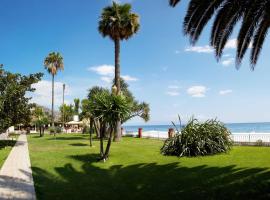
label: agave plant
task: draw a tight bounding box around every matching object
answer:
[161,117,233,157]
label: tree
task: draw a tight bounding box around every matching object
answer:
[44,52,64,134]
[0,66,43,133]
[89,91,132,161]
[98,1,140,141]
[170,0,270,68]
[80,99,93,146]
[32,106,49,137]
[59,104,74,123]
[73,98,80,115]
[87,84,150,161]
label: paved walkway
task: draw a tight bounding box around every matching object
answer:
[0,134,36,200]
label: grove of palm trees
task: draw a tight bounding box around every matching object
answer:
[1,1,270,199]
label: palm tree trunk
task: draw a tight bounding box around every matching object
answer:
[52,74,55,136]
[114,38,121,142]
[103,126,114,160]
[89,119,93,147]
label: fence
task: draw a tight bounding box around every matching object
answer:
[125,130,270,143]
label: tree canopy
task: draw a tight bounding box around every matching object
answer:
[0,66,43,133]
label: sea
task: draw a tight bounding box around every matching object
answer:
[123,122,270,133]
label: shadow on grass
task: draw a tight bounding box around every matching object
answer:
[0,140,17,149]
[47,136,85,141]
[32,153,270,200]
[69,143,88,147]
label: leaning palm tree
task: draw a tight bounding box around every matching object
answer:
[44,52,64,133]
[98,1,140,141]
[170,0,270,69]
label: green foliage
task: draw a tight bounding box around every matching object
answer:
[113,78,150,123]
[49,127,55,134]
[161,118,233,157]
[98,2,140,41]
[0,66,43,133]
[59,104,74,122]
[55,127,62,134]
[44,52,64,75]
[73,98,80,115]
[169,0,270,68]
[90,92,132,126]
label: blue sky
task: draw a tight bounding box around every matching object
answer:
[2,0,270,125]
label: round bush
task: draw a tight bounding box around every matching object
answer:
[161,118,233,157]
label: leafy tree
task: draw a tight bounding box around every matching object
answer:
[44,52,64,134]
[89,91,131,161]
[74,98,80,115]
[98,1,140,141]
[0,66,43,133]
[59,104,74,123]
[32,106,49,137]
[87,83,150,161]
[170,0,270,68]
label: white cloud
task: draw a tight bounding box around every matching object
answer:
[88,64,138,83]
[219,89,232,95]
[101,76,113,83]
[175,50,180,54]
[222,58,234,66]
[121,75,138,82]
[225,38,252,49]
[185,45,213,53]
[167,91,180,96]
[223,54,231,57]
[30,80,70,107]
[187,86,207,98]
[168,85,179,89]
[88,65,114,76]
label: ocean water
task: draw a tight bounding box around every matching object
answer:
[124,122,270,133]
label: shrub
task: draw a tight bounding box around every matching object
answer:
[49,127,55,134]
[55,127,62,134]
[161,118,233,157]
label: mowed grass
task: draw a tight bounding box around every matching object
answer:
[28,134,270,200]
[0,140,16,168]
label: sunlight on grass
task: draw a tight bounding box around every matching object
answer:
[28,134,270,200]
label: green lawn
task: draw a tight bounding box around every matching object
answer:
[28,134,270,200]
[0,140,16,168]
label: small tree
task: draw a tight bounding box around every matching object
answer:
[32,106,49,137]
[90,91,131,161]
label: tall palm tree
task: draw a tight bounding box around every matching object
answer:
[44,52,64,132]
[98,1,140,141]
[170,0,270,69]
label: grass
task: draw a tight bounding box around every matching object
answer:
[0,140,17,168]
[28,134,270,200]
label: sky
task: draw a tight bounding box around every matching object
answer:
[1,0,270,125]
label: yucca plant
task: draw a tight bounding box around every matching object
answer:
[161,117,233,157]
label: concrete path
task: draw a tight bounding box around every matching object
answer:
[0,134,36,200]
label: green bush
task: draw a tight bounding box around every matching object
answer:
[161,118,233,157]
[56,127,62,134]
[49,127,55,134]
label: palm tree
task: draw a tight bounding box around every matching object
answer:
[98,1,140,141]
[44,52,64,133]
[170,0,270,69]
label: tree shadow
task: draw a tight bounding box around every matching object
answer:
[47,136,85,141]
[32,153,270,200]
[69,143,88,147]
[0,140,17,149]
